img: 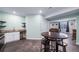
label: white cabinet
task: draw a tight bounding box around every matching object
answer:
[4,32,20,44]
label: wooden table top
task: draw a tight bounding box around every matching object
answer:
[41,32,68,39]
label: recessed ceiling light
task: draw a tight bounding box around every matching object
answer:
[13,11,16,14]
[39,10,42,14]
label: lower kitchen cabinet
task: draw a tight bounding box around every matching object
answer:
[4,32,20,44]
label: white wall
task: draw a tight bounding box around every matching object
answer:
[25,15,49,39]
[40,16,49,32]
[0,11,49,40]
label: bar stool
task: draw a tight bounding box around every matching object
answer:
[57,41,67,52]
[40,38,46,52]
[40,38,56,52]
[49,28,60,52]
[49,28,59,32]
[49,39,56,52]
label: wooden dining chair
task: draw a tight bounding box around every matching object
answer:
[57,41,67,52]
[40,38,56,52]
[49,28,60,32]
[40,38,46,52]
[49,28,67,52]
[49,28,60,52]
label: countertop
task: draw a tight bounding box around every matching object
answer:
[0,29,26,33]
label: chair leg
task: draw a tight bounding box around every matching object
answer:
[40,44,43,52]
[63,46,66,52]
[40,44,45,52]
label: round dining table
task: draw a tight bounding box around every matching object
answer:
[41,32,69,52]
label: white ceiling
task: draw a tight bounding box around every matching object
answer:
[0,7,48,16]
[0,7,79,19]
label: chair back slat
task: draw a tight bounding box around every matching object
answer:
[49,28,59,32]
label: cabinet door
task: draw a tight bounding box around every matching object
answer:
[4,33,12,44]
[12,32,20,41]
[4,32,20,44]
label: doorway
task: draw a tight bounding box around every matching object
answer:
[59,21,69,33]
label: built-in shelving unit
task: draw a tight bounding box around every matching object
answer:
[22,23,26,28]
[0,21,6,51]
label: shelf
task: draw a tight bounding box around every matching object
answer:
[22,23,26,28]
[0,26,6,28]
[0,24,6,26]
[0,21,6,23]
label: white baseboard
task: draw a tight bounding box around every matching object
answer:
[4,40,20,44]
[76,42,79,45]
[27,38,42,40]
